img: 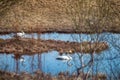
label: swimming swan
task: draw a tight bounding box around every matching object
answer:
[20,57,25,62]
[16,31,25,37]
[56,55,72,61]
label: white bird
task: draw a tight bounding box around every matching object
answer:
[16,31,25,37]
[20,57,25,62]
[56,55,73,66]
[56,55,72,61]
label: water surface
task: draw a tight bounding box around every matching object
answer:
[0,32,120,79]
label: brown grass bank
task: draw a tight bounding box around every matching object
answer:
[0,0,120,34]
[0,70,107,80]
[0,38,108,54]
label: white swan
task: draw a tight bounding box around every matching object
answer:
[56,55,72,61]
[20,57,25,62]
[56,55,73,66]
[12,55,25,62]
[16,31,25,37]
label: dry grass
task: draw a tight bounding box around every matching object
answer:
[0,70,107,80]
[0,0,119,34]
[0,38,108,54]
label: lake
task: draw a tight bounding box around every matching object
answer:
[0,32,120,79]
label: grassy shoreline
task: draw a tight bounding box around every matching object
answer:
[0,70,106,80]
[0,26,120,35]
[0,38,108,54]
[0,0,119,34]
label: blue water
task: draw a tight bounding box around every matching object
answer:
[0,32,120,79]
[25,32,98,42]
[0,52,75,75]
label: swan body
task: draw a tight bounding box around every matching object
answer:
[56,55,72,61]
[16,31,25,37]
[12,55,25,62]
[20,57,25,62]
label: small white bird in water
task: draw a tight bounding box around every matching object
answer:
[56,55,72,61]
[56,50,73,61]
[16,31,25,37]
[56,55,73,66]
[20,57,25,62]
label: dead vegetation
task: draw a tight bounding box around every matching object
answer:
[0,38,108,54]
[0,70,107,80]
[0,0,119,34]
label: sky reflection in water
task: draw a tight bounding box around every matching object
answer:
[0,32,120,78]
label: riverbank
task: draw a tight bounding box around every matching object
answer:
[0,70,106,80]
[0,38,108,54]
[0,0,119,34]
[0,26,120,35]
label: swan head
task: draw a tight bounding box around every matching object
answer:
[69,50,73,54]
[21,31,25,34]
[65,50,73,54]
